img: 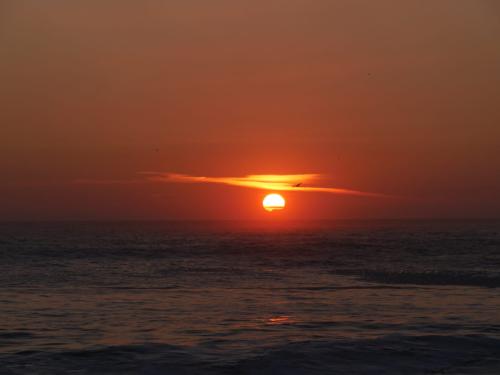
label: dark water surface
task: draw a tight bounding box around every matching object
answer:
[1,220,500,374]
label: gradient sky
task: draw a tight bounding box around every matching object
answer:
[1,0,499,220]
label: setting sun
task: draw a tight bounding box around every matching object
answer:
[262,193,286,212]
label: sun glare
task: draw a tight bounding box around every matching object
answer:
[262,193,286,212]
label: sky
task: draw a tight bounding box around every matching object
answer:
[1,0,499,220]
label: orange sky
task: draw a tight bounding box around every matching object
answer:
[1,0,499,220]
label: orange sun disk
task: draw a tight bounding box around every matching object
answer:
[262,193,286,212]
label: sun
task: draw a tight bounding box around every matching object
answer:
[262,193,286,212]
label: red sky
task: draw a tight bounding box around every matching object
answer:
[1,0,499,220]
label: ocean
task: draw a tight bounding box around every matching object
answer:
[1,220,499,374]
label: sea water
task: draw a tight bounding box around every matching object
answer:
[1,220,499,374]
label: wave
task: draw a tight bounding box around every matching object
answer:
[334,269,500,288]
[2,335,500,374]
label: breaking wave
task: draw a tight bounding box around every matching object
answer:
[2,335,500,374]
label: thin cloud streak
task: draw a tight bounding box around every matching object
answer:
[72,179,147,185]
[146,173,388,198]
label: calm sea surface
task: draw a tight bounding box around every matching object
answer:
[1,220,499,374]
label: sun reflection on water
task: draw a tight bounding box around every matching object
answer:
[267,315,293,325]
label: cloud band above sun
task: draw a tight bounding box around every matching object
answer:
[144,172,387,198]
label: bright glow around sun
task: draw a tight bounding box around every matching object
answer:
[262,193,286,212]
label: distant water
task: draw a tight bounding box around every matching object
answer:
[1,220,500,374]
